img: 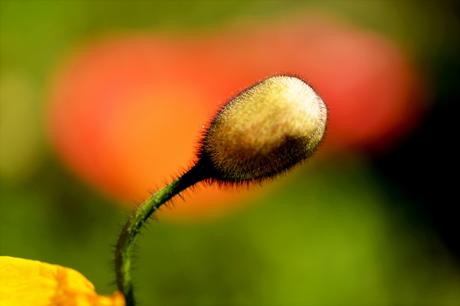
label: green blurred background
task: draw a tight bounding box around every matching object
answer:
[1,1,459,305]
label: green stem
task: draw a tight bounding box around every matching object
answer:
[115,164,205,306]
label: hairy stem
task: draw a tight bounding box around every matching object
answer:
[115,164,205,306]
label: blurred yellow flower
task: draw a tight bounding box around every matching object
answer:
[0,256,125,306]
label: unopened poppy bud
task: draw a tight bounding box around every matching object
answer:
[198,75,327,182]
[115,76,327,303]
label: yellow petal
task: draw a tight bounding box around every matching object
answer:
[0,256,125,306]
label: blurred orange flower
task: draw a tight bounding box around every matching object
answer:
[0,256,124,306]
[47,14,422,220]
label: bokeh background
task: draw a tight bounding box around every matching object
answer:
[1,1,459,305]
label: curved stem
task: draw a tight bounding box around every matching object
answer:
[115,164,205,306]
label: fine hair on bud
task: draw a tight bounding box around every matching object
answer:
[196,75,327,183]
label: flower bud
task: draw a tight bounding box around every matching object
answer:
[198,75,327,182]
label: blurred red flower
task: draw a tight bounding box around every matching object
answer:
[48,14,422,220]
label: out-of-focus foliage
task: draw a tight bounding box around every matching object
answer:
[1,1,459,305]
